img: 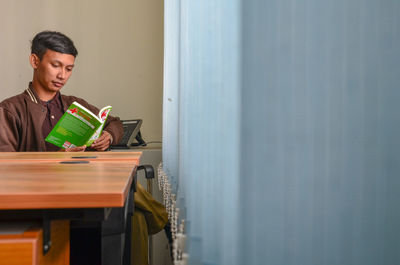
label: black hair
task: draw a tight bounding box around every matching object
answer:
[31,31,78,59]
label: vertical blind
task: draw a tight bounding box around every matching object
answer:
[163,1,241,264]
[163,0,400,264]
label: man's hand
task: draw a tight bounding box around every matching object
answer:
[90,131,112,151]
[62,145,87,152]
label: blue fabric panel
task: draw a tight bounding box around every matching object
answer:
[163,0,400,264]
[240,0,400,264]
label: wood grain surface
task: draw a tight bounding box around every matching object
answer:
[0,152,141,163]
[0,152,142,210]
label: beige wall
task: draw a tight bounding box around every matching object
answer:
[0,0,164,142]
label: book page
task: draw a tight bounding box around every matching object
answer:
[85,106,112,146]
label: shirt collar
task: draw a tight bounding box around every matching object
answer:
[27,82,61,106]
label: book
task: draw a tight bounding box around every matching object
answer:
[45,101,112,149]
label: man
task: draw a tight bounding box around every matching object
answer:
[0,31,168,265]
[0,30,122,151]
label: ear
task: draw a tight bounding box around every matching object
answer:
[29,54,40,69]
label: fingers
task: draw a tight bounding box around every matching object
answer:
[61,131,112,152]
[91,131,111,151]
[65,145,87,152]
[91,139,109,151]
[94,143,109,151]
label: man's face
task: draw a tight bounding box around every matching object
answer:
[31,49,75,94]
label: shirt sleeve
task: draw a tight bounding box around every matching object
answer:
[103,117,123,145]
[0,107,20,151]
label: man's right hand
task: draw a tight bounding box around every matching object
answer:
[63,145,86,152]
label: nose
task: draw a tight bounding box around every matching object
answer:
[57,68,66,80]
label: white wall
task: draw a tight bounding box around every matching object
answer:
[0,0,164,142]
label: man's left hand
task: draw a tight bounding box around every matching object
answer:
[91,131,113,151]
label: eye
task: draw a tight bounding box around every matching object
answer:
[66,67,73,72]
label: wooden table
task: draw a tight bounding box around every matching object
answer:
[0,151,142,265]
[0,152,142,163]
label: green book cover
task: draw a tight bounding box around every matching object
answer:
[45,101,112,149]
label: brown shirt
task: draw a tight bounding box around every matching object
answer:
[29,85,64,151]
[0,84,123,151]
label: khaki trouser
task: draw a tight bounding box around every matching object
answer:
[131,183,168,265]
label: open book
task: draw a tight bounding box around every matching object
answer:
[45,101,112,149]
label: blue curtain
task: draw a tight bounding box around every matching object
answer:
[163,1,241,264]
[163,0,400,264]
